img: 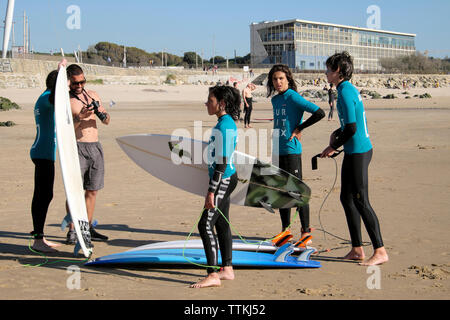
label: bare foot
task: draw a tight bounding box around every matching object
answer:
[359,247,389,266]
[190,273,221,288]
[32,239,58,253]
[218,266,235,280]
[43,238,61,248]
[342,247,365,261]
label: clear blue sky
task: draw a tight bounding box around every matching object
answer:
[2,0,449,58]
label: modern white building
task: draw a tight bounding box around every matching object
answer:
[250,19,416,72]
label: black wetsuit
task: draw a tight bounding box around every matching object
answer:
[272,89,325,234]
[333,80,384,249]
[328,88,336,120]
[29,91,56,239]
[199,114,238,274]
[198,174,237,274]
[31,159,55,239]
[244,97,253,126]
[278,154,310,232]
[340,149,383,248]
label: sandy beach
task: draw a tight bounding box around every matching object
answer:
[0,80,449,301]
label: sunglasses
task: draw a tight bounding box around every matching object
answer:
[71,79,86,86]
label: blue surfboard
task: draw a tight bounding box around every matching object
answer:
[85,244,321,268]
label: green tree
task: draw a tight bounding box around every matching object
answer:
[183,51,201,65]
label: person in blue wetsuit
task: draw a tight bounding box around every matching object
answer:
[29,59,67,253]
[266,64,325,244]
[320,51,389,266]
[190,85,240,288]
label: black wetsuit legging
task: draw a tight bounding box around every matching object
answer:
[278,154,310,233]
[198,173,238,274]
[340,149,384,249]
[244,97,253,126]
[31,158,55,239]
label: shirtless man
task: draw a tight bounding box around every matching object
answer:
[242,83,256,128]
[65,64,110,244]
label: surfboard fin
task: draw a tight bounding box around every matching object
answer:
[74,242,81,256]
[74,241,94,258]
[273,243,295,263]
[274,243,317,264]
[61,213,72,231]
[287,191,302,201]
[297,247,316,262]
[259,201,275,213]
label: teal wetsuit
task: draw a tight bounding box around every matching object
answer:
[271,89,323,234]
[336,81,372,154]
[207,114,237,179]
[335,80,383,249]
[201,114,238,274]
[271,89,319,156]
[30,90,56,239]
[30,90,56,161]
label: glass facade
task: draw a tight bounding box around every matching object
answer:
[251,20,416,71]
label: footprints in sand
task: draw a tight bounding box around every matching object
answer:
[296,285,344,297]
[392,264,450,279]
[416,144,437,150]
[408,264,450,280]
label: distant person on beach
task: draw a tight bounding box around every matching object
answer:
[29,59,67,253]
[190,85,240,288]
[320,51,389,266]
[65,64,111,244]
[327,83,336,120]
[242,83,256,128]
[233,82,243,118]
[267,64,325,244]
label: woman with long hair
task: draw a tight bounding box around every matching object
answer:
[266,64,325,244]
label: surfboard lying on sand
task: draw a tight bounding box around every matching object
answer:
[55,67,93,258]
[85,244,321,268]
[125,239,308,253]
[116,134,311,212]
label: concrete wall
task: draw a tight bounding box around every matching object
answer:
[0,58,448,89]
[0,58,254,88]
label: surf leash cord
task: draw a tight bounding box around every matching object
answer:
[24,234,89,268]
[182,206,303,270]
[311,151,371,251]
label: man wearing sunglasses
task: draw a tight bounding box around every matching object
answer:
[65,64,111,244]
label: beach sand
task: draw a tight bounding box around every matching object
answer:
[0,82,449,300]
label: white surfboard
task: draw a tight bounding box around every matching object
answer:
[116,134,255,206]
[126,239,307,253]
[116,134,310,210]
[55,67,93,257]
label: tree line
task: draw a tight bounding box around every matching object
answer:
[380,53,450,74]
[81,42,250,68]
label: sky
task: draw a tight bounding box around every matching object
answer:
[1,0,449,59]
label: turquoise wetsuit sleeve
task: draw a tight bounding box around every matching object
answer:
[339,87,357,125]
[290,92,320,113]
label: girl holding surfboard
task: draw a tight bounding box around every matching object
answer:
[29,60,67,253]
[190,85,240,288]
